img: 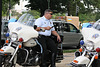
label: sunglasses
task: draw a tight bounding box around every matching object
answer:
[48,13,53,15]
[50,13,53,15]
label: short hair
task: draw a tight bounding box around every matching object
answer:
[44,9,53,14]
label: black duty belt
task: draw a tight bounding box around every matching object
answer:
[39,34,51,38]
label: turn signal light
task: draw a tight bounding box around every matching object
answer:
[19,38,23,42]
[19,45,22,48]
[6,40,9,43]
[5,54,7,55]
[96,48,100,52]
[94,55,98,59]
[0,49,4,51]
[79,48,82,52]
[73,60,78,63]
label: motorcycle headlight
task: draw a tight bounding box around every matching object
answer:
[11,33,18,42]
[86,41,94,51]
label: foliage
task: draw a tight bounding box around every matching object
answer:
[26,0,100,16]
[2,0,100,22]
[2,0,19,16]
[27,10,40,19]
[21,10,40,19]
[95,12,100,21]
[52,13,66,19]
[26,0,67,16]
[79,13,96,22]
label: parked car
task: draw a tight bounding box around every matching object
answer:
[1,19,8,45]
[53,20,83,48]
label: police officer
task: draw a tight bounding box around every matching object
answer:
[34,9,61,67]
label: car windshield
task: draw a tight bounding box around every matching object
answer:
[93,19,100,30]
[17,13,35,26]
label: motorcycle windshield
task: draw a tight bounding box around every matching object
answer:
[17,13,35,26]
[93,19,100,30]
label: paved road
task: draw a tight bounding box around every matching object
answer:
[16,53,74,67]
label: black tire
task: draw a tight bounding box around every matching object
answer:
[3,56,15,67]
[0,56,3,67]
[92,59,100,67]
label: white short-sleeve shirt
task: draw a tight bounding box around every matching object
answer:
[34,16,55,36]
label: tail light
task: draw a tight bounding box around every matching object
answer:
[96,48,100,52]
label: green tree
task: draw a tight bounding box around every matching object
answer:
[95,12,100,21]
[26,0,67,16]
[2,0,19,16]
[26,0,100,16]
[79,13,96,22]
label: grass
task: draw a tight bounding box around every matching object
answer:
[63,49,78,53]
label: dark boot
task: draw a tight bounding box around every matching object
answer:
[40,53,47,67]
[51,53,56,67]
[40,63,47,67]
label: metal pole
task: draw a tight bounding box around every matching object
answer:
[0,0,2,48]
[9,0,11,20]
[76,2,79,16]
[76,4,78,16]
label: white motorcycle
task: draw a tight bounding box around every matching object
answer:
[0,13,63,67]
[71,19,100,67]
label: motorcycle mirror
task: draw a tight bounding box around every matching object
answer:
[34,25,37,29]
[76,30,80,33]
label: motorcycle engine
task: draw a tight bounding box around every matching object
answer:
[28,53,42,66]
[17,48,42,66]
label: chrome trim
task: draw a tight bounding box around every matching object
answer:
[87,55,95,67]
[22,48,29,65]
[9,44,19,63]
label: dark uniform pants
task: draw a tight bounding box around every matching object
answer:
[38,35,57,67]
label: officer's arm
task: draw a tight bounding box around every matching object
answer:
[51,31,61,42]
[36,26,52,31]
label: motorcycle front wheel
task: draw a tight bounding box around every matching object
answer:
[0,55,15,67]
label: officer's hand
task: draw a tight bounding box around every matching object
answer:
[46,26,52,30]
[57,35,61,42]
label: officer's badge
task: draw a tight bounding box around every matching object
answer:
[92,34,99,39]
[16,27,22,31]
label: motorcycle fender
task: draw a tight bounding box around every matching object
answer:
[73,56,90,65]
[1,46,15,55]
